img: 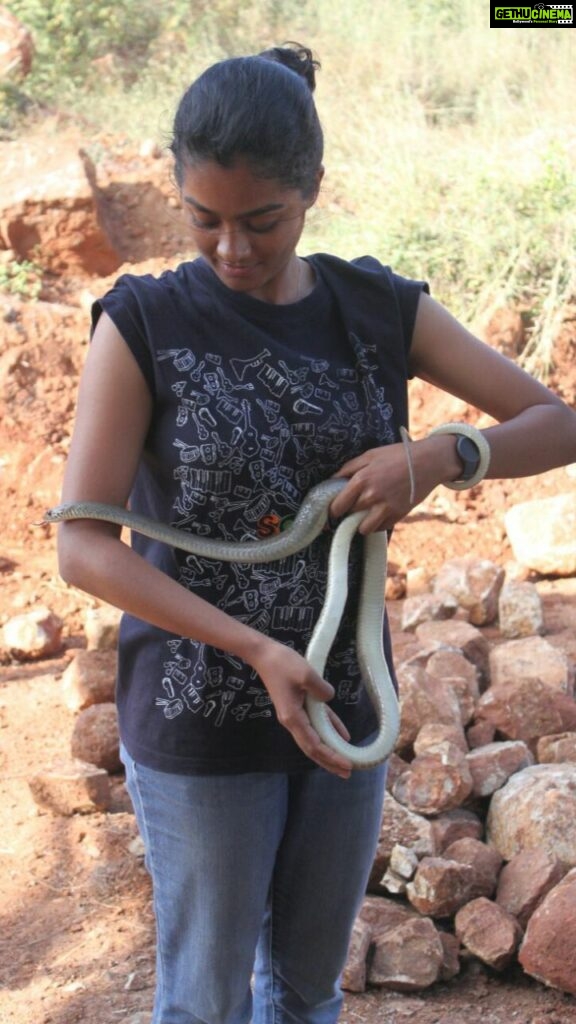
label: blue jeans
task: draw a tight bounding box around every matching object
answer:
[122,747,386,1024]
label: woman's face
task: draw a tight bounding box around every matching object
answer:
[179,159,319,304]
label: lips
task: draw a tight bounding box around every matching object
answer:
[219,262,257,278]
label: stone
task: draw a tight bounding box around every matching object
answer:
[495,848,567,928]
[455,898,522,970]
[537,732,576,764]
[505,493,576,576]
[466,720,496,749]
[341,918,372,992]
[406,857,491,918]
[466,740,534,797]
[369,794,435,886]
[62,649,117,711]
[0,137,121,275]
[519,869,576,995]
[443,837,503,895]
[432,557,505,626]
[385,752,410,792]
[84,604,122,651]
[70,703,121,774]
[28,760,111,815]
[405,566,431,596]
[396,663,463,751]
[368,915,444,991]
[425,648,481,723]
[389,843,419,880]
[401,592,458,631]
[391,743,473,816]
[438,930,461,981]
[0,6,34,79]
[488,636,574,695]
[498,581,544,638]
[476,679,576,749]
[414,619,490,679]
[430,808,484,852]
[413,721,468,756]
[358,895,416,938]
[486,764,576,867]
[380,843,419,894]
[2,605,63,660]
[379,866,408,895]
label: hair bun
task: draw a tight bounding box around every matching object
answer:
[258,42,320,92]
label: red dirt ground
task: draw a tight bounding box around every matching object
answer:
[1,129,576,1024]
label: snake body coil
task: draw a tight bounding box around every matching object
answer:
[44,481,400,769]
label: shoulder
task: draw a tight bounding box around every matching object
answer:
[309,253,428,298]
[101,261,199,306]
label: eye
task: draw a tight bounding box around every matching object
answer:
[189,214,219,231]
[245,220,279,235]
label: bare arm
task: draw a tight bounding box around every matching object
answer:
[58,313,353,777]
[331,292,576,531]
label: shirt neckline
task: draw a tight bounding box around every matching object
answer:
[191,256,328,322]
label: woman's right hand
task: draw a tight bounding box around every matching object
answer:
[248,637,353,778]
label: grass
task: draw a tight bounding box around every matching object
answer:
[3,0,575,372]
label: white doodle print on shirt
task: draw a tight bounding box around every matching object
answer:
[153,338,395,728]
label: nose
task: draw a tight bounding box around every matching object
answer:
[216,225,251,263]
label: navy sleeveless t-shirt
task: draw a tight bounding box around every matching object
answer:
[92,253,428,774]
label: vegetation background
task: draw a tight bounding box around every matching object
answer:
[2,0,575,376]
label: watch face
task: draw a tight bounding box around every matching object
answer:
[456,435,481,479]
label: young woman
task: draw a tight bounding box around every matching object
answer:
[56,44,576,1024]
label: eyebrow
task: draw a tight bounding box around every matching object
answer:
[183,196,285,218]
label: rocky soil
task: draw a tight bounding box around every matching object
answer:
[1,125,576,1024]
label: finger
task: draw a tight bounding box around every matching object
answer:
[326,706,351,741]
[356,507,394,534]
[328,476,366,520]
[289,714,352,777]
[305,675,335,702]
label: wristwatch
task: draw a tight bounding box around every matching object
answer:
[454,434,481,481]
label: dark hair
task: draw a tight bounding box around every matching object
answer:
[170,43,323,197]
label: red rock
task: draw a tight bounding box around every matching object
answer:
[369,793,436,887]
[455,897,522,970]
[392,744,473,816]
[496,848,567,928]
[414,721,468,756]
[438,930,461,981]
[341,918,372,992]
[396,663,463,751]
[489,636,573,695]
[476,680,576,749]
[466,740,534,797]
[519,869,576,994]
[415,620,490,678]
[537,732,576,764]
[430,808,484,852]
[443,837,503,895]
[70,703,121,773]
[432,557,504,626]
[368,915,444,990]
[406,857,485,918]
[28,760,111,815]
[487,764,576,867]
[62,649,117,711]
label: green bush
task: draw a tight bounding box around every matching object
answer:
[6,0,161,91]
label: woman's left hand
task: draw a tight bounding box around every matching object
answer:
[329,434,457,533]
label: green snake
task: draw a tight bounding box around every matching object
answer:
[44,479,400,769]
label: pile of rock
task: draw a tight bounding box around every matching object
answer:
[344,554,576,998]
[3,539,576,998]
